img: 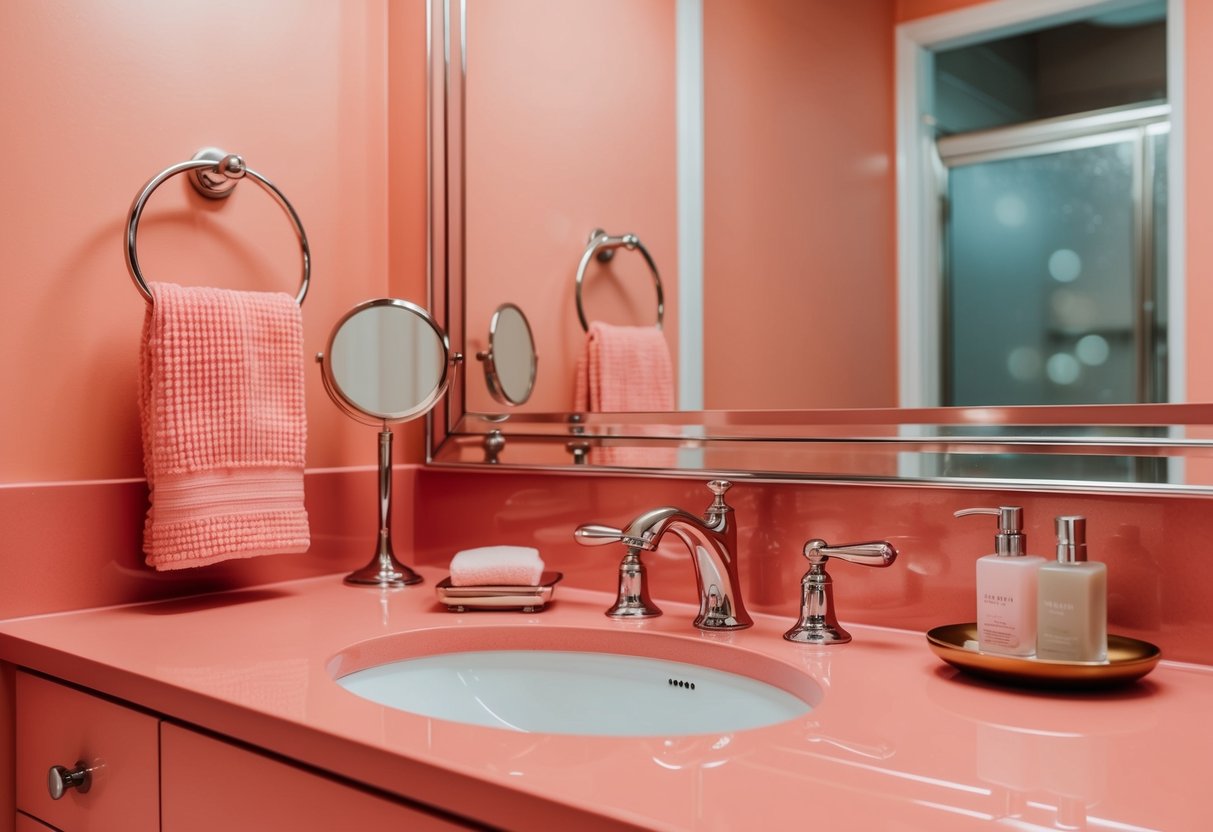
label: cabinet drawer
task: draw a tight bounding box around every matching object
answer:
[15,672,159,832]
[15,813,58,832]
[161,722,471,831]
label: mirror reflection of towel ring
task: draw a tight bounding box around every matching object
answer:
[574,228,664,332]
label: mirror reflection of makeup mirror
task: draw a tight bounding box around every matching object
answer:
[317,298,458,588]
[476,303,537,406]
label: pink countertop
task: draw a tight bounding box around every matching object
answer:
[0,569,1208,830]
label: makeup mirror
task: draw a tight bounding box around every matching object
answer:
[318,298,459,587]
[476,303,538,406]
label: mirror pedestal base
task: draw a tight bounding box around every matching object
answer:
[344,554,423,588]
[344,562,424,589]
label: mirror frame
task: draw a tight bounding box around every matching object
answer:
[425,0,1213,496]
[477,302,538,406]
[321,297,453,426]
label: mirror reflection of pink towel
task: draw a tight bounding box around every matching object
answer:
[573,322,674,466]
[140,283,310,570]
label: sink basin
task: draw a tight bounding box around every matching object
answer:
[331,628,818,737]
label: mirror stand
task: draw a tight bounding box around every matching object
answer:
[317,297,456,590]
[344,425,421,587]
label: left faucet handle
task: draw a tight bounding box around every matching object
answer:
[574,524,626,546]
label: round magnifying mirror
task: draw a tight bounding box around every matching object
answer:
[317,298,456,589]
[322,298,451,424]
[478,303,537,406]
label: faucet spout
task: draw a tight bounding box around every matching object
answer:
[576,480,752,631]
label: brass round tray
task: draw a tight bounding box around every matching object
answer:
[926,623,1161,688]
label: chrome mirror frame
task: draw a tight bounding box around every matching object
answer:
[425,0,1213,496]
[319,297,460,587]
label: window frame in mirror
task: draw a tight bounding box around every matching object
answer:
[424,0,1213,495]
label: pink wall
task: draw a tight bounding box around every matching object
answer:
[463,0,679,414]
[413,467,1213,665]
[0,1,429,617]
[703,0,898,409]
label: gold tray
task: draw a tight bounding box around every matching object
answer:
[435,571,562,613]
[926,623,1161,688]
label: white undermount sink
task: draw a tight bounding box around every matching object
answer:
[333,629,818,737]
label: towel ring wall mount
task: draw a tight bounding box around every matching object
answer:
[126,147,311,305]
[574,228,664,332]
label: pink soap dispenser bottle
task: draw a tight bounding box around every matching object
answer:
[955,506,1046,657]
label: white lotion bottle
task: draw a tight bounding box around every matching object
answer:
[955,507,1045,657]
[1037,516,1108,662]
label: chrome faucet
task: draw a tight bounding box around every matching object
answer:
[574,480,753,630]
[784,538,897,644]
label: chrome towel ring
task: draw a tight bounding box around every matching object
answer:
[574,228,664,332]
[125,147,310,305]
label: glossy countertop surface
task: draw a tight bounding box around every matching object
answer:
[0,569,1208,831]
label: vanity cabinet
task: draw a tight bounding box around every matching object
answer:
[14,671,160,832]
[12,670,471,832]
[160,723,469,831]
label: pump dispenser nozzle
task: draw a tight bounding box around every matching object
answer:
[1055,515,1088,563]
[954,506,1026,557]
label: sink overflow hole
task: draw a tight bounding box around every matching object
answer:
[667,678,696,690]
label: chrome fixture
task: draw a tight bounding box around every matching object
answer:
[574,480,752,630]
[574,228,664,331]
[316,298,461,588]
[784,538,898,645]
[126,147,310,305]
[48,761,92,799]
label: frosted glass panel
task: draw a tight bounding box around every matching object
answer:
[946,141,1137,406]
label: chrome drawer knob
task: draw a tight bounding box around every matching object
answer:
[47,761,91,799]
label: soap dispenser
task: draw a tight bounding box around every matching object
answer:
[954,507,1045,657]
[1037,516,1107,662]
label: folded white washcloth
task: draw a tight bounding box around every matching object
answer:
[449,546,545,587]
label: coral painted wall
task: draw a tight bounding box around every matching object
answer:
[0,0,413,483]
[0,0,429,614]
[463,0,679,414]
[702,0,898,409]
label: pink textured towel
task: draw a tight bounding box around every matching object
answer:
[573,322,674,413]
[572,322,674,466]
[140,282,310,570]
[450,546,545,587]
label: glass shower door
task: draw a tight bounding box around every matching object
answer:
[944,130,1165,407]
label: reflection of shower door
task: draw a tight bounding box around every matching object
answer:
[939,106,1169,407]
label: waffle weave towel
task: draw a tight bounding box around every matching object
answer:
[572,322,674,466]
[573,322,674,413]
[140,282,310,570]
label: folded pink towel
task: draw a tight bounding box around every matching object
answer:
[140,282,310,570]
[573,322,675,413]
[450,546,545,587]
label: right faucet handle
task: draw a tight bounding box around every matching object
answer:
[785,538,898,645]
[802,539,897,568]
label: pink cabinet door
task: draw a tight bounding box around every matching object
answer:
[15,812,57,831]
[15,671,159,832]
[160,722,472,831]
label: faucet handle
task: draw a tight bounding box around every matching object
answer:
[785,538,898,645]
[803,539,897,568]
[574,524,627,546]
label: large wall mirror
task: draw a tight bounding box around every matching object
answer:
[428,0,1213,493]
